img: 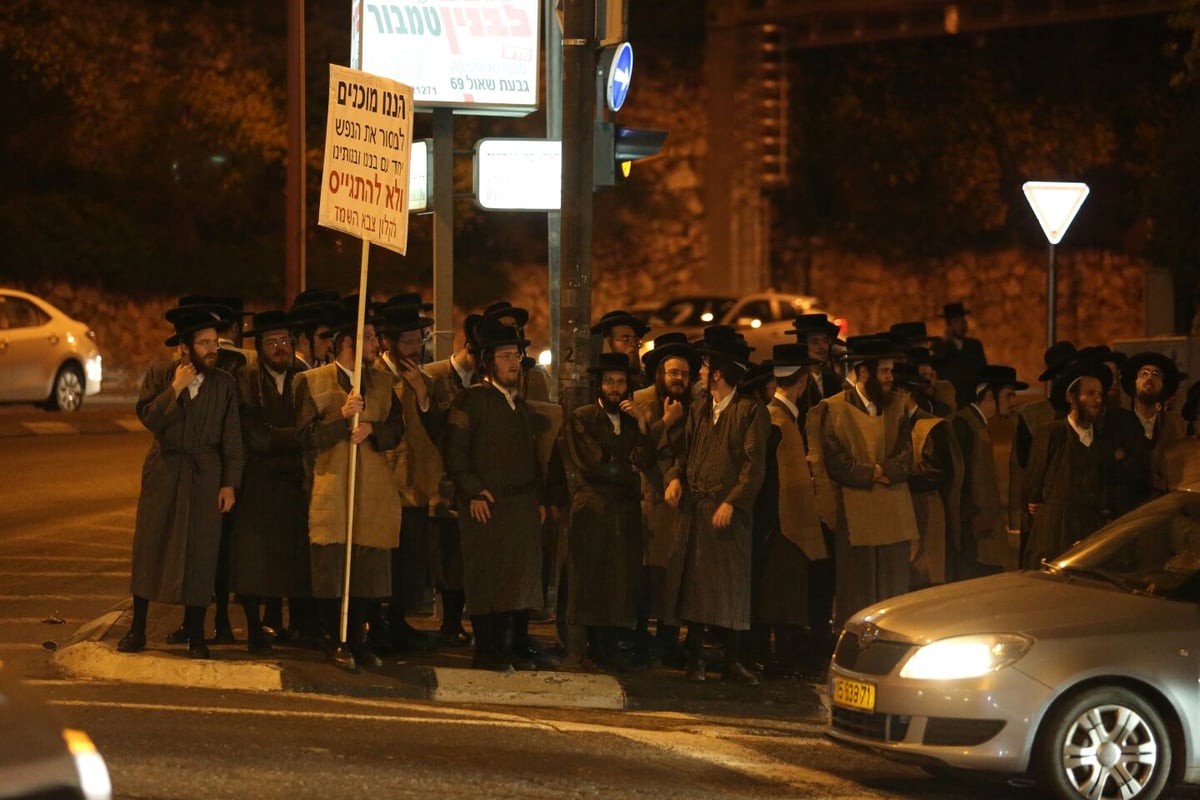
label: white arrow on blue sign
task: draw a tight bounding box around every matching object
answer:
[605,42,634,113]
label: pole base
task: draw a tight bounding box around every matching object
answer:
[332,643,358,673]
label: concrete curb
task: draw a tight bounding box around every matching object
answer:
[430,667,626,710]
[53,640,287,692]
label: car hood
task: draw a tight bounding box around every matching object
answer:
[856,570,1179,644]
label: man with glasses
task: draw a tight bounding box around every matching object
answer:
[1112,352,1187,513]
[227,310,312,653]
[592,309,652,391]
[441,317,549,672]
[118,305,244,659]
[294,308,405,671]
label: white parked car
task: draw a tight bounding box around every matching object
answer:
[0,289,102,411]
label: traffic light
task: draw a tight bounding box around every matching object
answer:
[593,121,668,188]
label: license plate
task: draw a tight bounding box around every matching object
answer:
[832,676,876,712]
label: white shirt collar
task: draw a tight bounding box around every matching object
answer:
[1134,407,1158,440]
[1067,413,1094,447]
[186,371,205,399]
[450,352,473,387]
[772,390,799,421]
[711,389,735,424]
[969,403,988,426]
[853,382,877,416]
[598,399,621,434]
[265,364,287,395]
[487,379,517,410]
[336,362,356,388]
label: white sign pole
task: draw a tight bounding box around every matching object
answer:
[1022,181,1089,352]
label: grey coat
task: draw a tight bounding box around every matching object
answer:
[130,362,244,606]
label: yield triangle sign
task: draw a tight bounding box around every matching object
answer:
[1022,181,1089,245]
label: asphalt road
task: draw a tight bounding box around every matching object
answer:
[1,428,1197,799]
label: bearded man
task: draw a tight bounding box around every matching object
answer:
[1112,352,1186,512]
[1023,361,1115,569]
[227,310,310,654]
[118,306,244,659]
[788,313,843,408]
[440,318,547,673]
[813,335,917,626]
[592,309,652,391]
[632,332,699,665]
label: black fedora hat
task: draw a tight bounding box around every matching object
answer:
[789,313,839,339]
[904,346,938,367]
[588,351,638,375]
[464,313,484,351]
[1121,351,1184,399]
[695,325,752,365]
[889,321,937,344]
[167,298,236,326]
[1077,344,1126,369]
[1038,341,1079,382]
[244,309,295,338]
[974,364,1029,391]
[772,342,820,374]
[386,292,433,312]
[642,332,700,375]
[1052,359,1113,410]
[483,301,530,331]
[842,334,904,364]
[590,309,651,339]
[318,307,385,340]
[941,301,971,319]
[474,316,530,352]
[291,288,341,309]
[380,304,435,335]
[738,360,775,395]
[892,361,925,391]
[164,307,228,347]
[1182,382,1200,423]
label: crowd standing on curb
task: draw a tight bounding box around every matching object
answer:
[115,293,1200,682]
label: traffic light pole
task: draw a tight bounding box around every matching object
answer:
[545,0,562,402]
[558,0,596,413]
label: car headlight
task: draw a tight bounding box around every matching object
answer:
[63,728,112,800]
[898,634,1032,680]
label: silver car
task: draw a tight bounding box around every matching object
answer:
[829,486,1200,800]
[0,289,102,411]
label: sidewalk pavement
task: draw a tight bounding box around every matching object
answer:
[0,395,140,438]
[51,601,830,719]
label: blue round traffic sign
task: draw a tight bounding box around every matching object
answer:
[605,42,634,113]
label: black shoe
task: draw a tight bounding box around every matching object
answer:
[164,624,188,645]
[117,631,146,653]
[686,659,707,682]
[211,624,236,645]
[723,661,761,687]
[247,636,274,656]
[438,628,473,648]
[352,645,383,668]
[187,641,210,659]
[514,643,557,671]
[332,644,358,672]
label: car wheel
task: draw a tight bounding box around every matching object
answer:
[1034,686,1171,800]
[47,364,85,412]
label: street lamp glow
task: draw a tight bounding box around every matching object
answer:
[1022,181,1090,245]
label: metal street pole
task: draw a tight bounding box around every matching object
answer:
[431,108,455,362]
[558,0,596,414]
[545,0,563,403]
[1046,243,1057,351]
[285,0,306,302]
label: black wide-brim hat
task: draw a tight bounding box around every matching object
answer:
[164,307,229,347]
[319,309,385,340]
[975,364,1029,391]
[177,295,251,319]
[892,361,925,390]
[772,342,821,370]
[694,325,752,367]
[789,313,839,340]
[380,304,435,335]
[474,316,530,352]
[244,309,295,338]
[166,301,235,327]
[642,332,701,375]
[1121,351,1184,399]
[1051,359,1113,411]
[588,351,639,375]
[291,288,341,309]
[590,309,650,339]
[387,292,433,312]
[942,301,971,319]
[738,360,774,394]
[842,334,904,364]
[1038,341,1080,382]
[483,301,530,331]
[889,321,937,344]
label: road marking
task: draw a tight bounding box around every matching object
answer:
[115,418,145,432]
[0,594,122,601]
[0,555,126,563]
[20,421,79,435]
[0,571,127,578]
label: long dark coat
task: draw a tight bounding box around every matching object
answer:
[228,362,310,599]
[1023,419,1112,569]
[130,362,244,606]
[663,392,768,630]
[564,403,654,627]
[440,382,545,615]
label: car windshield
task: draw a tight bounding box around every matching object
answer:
[1051,490,1200,600]
[655,297,736,327]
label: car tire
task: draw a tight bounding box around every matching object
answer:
[1034,685,1171,800]
[47,364,85,412]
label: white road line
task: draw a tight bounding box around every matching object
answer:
[0,571,127,578]
[0,555,126,562]
[20,422,79,435]
[0,594,122,601]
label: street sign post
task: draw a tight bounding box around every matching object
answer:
[1023,181,1090,352]
[601,42,633,112]
[473,138,561,210]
